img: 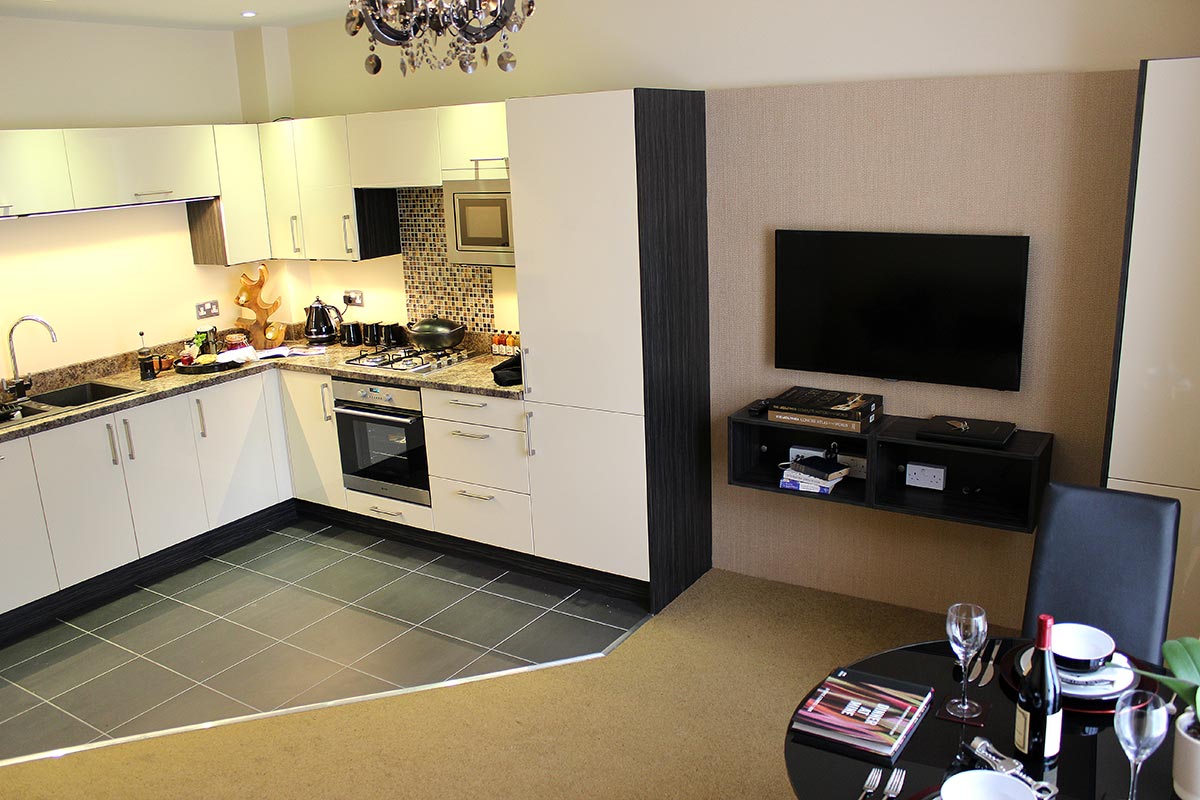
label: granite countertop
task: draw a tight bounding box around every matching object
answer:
[0,346,522,444]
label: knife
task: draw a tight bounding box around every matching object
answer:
[978,640,1002,687]
[967,643,988,683]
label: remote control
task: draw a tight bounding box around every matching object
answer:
[748,399,770,417]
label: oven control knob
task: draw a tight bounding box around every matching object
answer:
[384,394,394,403]
[358,390,368,399]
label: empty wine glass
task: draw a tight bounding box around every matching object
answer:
[1114,689,1169,799]
[945,603,988,719]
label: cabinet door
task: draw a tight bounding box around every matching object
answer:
[119,396,209,556]
[0,130,75,216]
[64,126,219,209]
[438,102,509,180]
[212,125,272,265]
[293,116,359,261]
[281,370,346,509]
[0,438,59,613]
[259,120,305,259]
[526,401,649,580]
[348,109,442,188]
[431,476,533,554]
[30,415,139,588]
[507,91,645,414]
[192,376,280,526]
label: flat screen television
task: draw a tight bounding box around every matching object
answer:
[775,229,1030,391]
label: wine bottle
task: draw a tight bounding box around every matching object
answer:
[1015,613,1063,763]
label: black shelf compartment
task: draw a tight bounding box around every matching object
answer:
[727,407,871,507]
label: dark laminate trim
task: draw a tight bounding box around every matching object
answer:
[633,89,713,613]
[186,198,230,266]
[354,187,404,261]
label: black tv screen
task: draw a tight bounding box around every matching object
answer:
[775,229,1029,391]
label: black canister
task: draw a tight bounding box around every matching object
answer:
[362,322,383,346]
[340,321,363,347]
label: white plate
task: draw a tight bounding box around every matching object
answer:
[941,770,1036,800]
[1017,648,1136,699]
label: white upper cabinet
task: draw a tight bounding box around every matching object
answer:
[212,125,272,265]
[293,116,359,261]
[0,129,75,216]
[0,438,59,614]
[259,120,306,259]
[64,125,219,209]
[438,102,509,180]
[348,108,442,188]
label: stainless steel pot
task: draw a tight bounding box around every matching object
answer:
[406,316,466,351]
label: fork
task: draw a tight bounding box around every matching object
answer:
[882,767,906,799]
[856,767,882,800]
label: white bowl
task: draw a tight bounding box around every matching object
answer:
[1051,622,1116,672]
[941,770,1036,800]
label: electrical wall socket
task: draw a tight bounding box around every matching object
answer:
[344,290,364,307]
[905,462,947,491]
[195,300,220,319]
[788,445,868,480]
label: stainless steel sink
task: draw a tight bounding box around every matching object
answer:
[29,382,139,408]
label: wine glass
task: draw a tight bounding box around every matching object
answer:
[944,603,988,719]
[1114,689,1169,799]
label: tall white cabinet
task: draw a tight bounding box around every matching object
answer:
[1105,56,1200,640]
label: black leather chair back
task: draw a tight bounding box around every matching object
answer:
[1022,482,1180,665]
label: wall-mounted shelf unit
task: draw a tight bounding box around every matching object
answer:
[727,404,1053,532]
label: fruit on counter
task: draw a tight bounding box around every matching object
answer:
[178,354,194,366]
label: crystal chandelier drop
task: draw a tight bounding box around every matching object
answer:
[345,0,535,77]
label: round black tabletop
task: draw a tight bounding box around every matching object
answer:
[783,639,1178,799]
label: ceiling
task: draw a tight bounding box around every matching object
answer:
[0,0,341,29]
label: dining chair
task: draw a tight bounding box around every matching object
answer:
[1022,481,1180,665]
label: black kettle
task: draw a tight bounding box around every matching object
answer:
[304,297,343,345]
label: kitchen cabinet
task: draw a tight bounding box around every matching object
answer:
[192,375,281,526]
[187,124,272,266]
[438,102,509,180]
[348,108,442,188]
[259,120,306,258]
[63,125,219,210]
[430,477,533,554]
[281,370,346,509]
[30,415,140,588]
[424,418,529,495]
[347,490,434,531]
[0,129,75,216]
[0,438,59,613]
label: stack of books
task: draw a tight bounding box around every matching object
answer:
[767,386,883,433]
[780,456,850,494]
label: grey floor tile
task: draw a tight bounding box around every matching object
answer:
[0,624,84,672]
[241,540,350,583]
[174,567,287,616]
[0,678,41,723]
[63,589,162,632]
[268,519,329,538]
[279,668,398,709]
[214,533,296,565]
[303,525,382,553]
[285,606,411,665]
[225,585,345,639]
[53,658,194,733]
[484,572,577,608]
[110,686,256,738]
[451,651,534,680]
[497,610,625,663]
[204,643,342,711]
[352,628,487,687]
[296,555,406,603]
[423,592,545,649]
[142,559,233,597]
[356,572,474,624]
[1,634,135,700]
[358,538,441,570]
[555,590,649,630]
[146,620,275,682]
[92,599,217,655]
[0,703,100,761]
[416,555,506,588]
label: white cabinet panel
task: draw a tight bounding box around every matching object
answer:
[425,418,529,494]
[348,109,442,188]
[259,120,305,259]
[0,129,75,216]
[30,415,139,588]
[211,125,272,265]
[421,388,525,431]
[507,91,645,414]
[438,102,508,180]
[64,125,219,209]
[526,401,649,580]
[281,370,345,509]
[119,396,209,557]
[347,490,434,530]
[0,438,59,613]
[293,116,358,261]
[430,476,532,554]
[192,376,280,526]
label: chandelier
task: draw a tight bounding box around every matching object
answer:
[345,0,535,76]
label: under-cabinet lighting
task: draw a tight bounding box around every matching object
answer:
[242,11,257,17]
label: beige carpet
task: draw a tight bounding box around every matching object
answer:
[0,570,945,799]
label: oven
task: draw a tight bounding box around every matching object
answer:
[443,178,515,267]
[333,379,430,506]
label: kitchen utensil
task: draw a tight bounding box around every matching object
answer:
[946,603,988,719]
[1051,623,1116,672]
[941,771,1036,800]
[979,639,1002,687]
[406,315,466,351]
[882,767,906,799]
[363,321,383,346]
[195,326,219,356]
[340,321,364,347]
[1115,689,1169,800]
[968,648,986,683]
[304,297,344,345]
[856,767,882,800]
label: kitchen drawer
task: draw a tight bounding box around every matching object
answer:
[421,388,525,431]
[347,490,435,531]
[430,477,533,554]
[425,418,529,494]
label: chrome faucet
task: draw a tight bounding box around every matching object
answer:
[4,316,58,399]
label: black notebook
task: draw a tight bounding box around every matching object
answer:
[916,416,1016,448]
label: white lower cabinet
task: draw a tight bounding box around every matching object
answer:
[281,370,345,509]
[430,477,533,554]
[347,490,434,530]
[30,415,140,588]
[0,438,59,612]
[424,418,529,494]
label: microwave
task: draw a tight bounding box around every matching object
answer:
[443,178,515,267]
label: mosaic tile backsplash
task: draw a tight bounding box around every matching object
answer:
[398,187,495,333]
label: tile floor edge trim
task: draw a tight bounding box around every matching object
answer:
[0,651,605,771]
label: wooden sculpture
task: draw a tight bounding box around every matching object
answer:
[234,263,281,350]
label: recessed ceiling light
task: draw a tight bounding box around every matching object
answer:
[241,11,257,17]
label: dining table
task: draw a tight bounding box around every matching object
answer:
[783,638,1179,799]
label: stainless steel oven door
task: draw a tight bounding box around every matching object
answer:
[443,179,515,267]
[334,403,431,505]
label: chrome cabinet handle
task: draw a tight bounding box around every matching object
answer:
[342,214,353,254]
[133,189,174,197]
[522,347,531,394]
[333,407,415,425]
[448,399,488,408]
[320,383,332,422]
[450,430,490,440]
[289,215,301,253]
[0,455,5,461]
[105,423,119,465]
[369,506,404,518]
[526,410,535,456]
[122,418,135,461]
[196,399,208,438]
[456,490,495,501]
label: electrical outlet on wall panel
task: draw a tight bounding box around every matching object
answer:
[344,290,364,307]
[195,300,220,319]
[905,462,947,491]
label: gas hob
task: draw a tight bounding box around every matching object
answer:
[344,345,475,374]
